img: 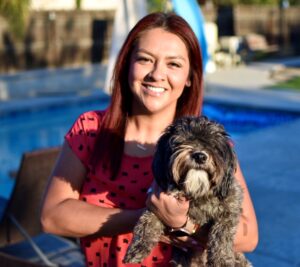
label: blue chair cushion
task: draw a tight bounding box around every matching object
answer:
[0,233,85,266]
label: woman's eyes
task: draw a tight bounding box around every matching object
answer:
[136,56,151,63]
[136,56,182,68]
[169,62,181,68]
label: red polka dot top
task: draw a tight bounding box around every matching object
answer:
[65,110,173,267]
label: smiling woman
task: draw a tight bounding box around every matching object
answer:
[126,27,192,148]
[38,12,259,267]
[128,28,191,115]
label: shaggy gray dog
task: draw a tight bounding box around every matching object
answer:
[124,116,252,267]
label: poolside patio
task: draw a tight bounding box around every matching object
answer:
[0,58,300,266]
[205,58,300,267]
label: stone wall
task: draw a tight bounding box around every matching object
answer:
[0,10,114,73]
[1,6,300,73]
[202,5,300,54]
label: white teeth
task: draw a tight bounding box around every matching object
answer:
[146,85,165,93]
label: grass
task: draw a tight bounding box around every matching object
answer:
[269,76,300,91]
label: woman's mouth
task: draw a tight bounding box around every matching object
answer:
[144,85,165,94]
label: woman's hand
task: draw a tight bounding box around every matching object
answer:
[146,182,189,228]
[145,181,210,252]
[160,219,210,252]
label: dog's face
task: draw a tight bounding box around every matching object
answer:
[152,116,237,200]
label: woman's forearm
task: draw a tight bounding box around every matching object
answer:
[233,163,259,252]
[41,198,143,238]
[40,142,144,238]
[233,213,258,252]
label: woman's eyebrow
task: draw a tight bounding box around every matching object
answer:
[136,49,187,61]
[166,55,187,62]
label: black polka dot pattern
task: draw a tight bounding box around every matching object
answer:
[118,185,125,190]
[133,163,139,169]
[66,111,172,266]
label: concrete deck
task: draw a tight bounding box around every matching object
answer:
[1,58,300,266]
[205,59,300,267]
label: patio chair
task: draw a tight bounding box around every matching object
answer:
[0,251,46,267]
[0,147,85,267]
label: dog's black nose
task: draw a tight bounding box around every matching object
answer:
[191,152,207,164]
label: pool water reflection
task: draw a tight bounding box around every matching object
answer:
[0,99,299,198]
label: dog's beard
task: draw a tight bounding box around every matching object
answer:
[184,169,210,198]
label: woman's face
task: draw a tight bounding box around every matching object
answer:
[128,27,191,116]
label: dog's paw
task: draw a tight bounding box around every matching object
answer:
[123,253,143,264]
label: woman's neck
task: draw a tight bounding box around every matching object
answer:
[124,112,174,157]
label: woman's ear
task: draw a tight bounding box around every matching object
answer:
[185,79,191,87]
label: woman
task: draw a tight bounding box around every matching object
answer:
[41,12,258,267]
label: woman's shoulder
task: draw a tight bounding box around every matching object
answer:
[68,109,107,136]
[79,109,106,120]
[77,109,106,126]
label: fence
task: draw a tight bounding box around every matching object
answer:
[0,10,114,73]
[0,6,300,73]
[202,5,300,55]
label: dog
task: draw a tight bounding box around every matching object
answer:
[124,116,252,266]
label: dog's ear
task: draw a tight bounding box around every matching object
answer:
[215,145,237,199]
[152,131,172,191]
[217,166,234,199]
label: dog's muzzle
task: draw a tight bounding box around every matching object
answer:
[181,150,213,198]
[191,151,208,165]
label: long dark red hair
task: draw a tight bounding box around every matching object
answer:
[93,12,204,179]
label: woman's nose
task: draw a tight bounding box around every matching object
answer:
[148,62,166,81]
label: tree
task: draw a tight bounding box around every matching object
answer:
[147,0,169,12]
[0,0,30,38]
[76,0,82,9]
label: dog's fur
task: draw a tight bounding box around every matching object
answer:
[123,116,252,266]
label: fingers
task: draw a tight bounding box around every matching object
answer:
[148,181,187,201]
[145,181,190,228]
[150,181,162,198]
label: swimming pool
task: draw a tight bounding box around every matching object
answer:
[0,98,299,199]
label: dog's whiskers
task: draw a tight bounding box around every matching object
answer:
[170,149,191,184]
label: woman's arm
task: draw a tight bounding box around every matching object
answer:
[40,141,143,238]
[233,161,258,252]
[146,161,258,253]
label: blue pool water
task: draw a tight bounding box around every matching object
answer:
[0,98,299,199]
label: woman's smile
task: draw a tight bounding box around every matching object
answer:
[128,27,191,115]
[142,84,166,96]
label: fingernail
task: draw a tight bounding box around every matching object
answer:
[147,187,153,194]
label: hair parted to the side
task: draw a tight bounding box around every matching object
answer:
[92,12,204,179]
